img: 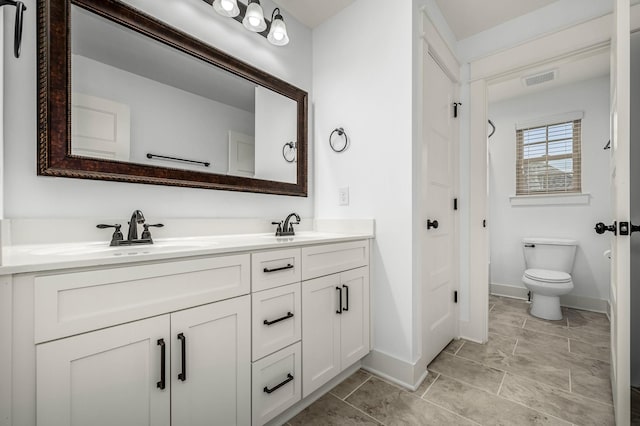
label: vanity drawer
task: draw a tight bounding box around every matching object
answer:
[251,248,301,292]
[252,283,301,361]
[252,342,301,426]
[34,254,250,343]
[301,240,369,280]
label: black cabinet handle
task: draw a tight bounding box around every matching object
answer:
[524,244,535,248]
[264,312,294,326]
[336,287,343,314]
[156,339,166,390]
[342,285,349,311]
[177,333,186,382]
[263,264,294,273]
[263,373,294,394]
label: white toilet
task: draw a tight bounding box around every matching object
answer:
[522,238,577,320]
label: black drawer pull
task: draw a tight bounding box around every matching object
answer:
[156,339,166,390]
[264,312,294,326]
[263,264,294,273]
[336,287,343,314]
[524,244,535,248]
[177,333,186,382]
[263,373,294,394]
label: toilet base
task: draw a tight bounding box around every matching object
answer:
[529,293,563,320]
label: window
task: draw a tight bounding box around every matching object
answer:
[516,119,581,195]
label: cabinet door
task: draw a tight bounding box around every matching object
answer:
[301,274,341,398]
[171,295,251,426]
[36,316,170,426]
[340,267,370,368]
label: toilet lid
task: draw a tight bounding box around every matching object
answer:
[524,269,571,283]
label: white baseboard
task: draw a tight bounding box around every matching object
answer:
[361,349,426,391]
[490,282,609,313]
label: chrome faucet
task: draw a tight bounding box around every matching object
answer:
[127,209,146,241]
[97,210,163,246]
[272,213,300,237]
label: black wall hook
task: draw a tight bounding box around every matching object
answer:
[0,0,26,58]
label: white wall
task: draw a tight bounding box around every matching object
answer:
[3,0,312,219]
[488,76,611,302]
[630,31,640,387]
[313,0,415,363]
[73,54,255,175]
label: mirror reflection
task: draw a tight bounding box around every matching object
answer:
[70,5,298,184]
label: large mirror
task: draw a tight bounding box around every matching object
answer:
[38,0,308,196]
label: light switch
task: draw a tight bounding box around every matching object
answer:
[338,187,349,206]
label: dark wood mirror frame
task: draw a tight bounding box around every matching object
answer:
[37,0,308,197]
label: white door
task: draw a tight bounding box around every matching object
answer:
[610,0,631,423]
[228,130,255,177]
[340,267,370,368]
[302,273,341,398]
[36,316,170,426]
[422,51,458,365]
[171,296,251,426]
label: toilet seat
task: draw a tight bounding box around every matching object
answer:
[524,268,571,283]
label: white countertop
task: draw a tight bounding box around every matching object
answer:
[0,231,373,275]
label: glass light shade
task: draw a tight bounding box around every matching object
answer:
[267,15,289,46]
[243,1,267,32]
[213,0,240,17]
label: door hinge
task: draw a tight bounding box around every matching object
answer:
[454,290,458,303]
[454,198,458,211]
[453,102,462,118]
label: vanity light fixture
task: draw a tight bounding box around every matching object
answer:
[243,0,266,32]
[209,0,289,46]
[267,8,289,46]
[212,0,240,18]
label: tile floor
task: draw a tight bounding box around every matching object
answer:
[287,295,613,426]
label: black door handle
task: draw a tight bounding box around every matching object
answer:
[177,333,186,381]
[156,339,166,390]
[342,285,349,311]
[595,222,617,235]
[336,287,342,314]
[427,219,439,230]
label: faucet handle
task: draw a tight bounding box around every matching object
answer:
[97,224,124,245]
[141,223,164,241]
[271,221,283,235]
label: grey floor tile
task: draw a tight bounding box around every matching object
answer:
[412,371,439,396]
[443,338,465,354]
[455,333,517,362]
[330,369,371,399]
[564,308,609,331]
[425,374,570,425]
[428,351,505,394]
[289,393,381,425]
[490,322,569,351]
[490,310,527,328]
[347,376,475,425]
[567,326,610,346]
[569,338,610,362]
[523,315,569,336]
[570,357,613,404]
[499,373,614,426]
[491,295,530,308]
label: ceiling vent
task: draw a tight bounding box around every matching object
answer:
[522,69,557,87]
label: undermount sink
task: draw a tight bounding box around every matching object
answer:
[28,239,218,257]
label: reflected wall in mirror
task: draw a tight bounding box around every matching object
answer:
[39,0,307,195]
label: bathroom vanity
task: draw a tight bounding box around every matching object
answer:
[1,229,372,426]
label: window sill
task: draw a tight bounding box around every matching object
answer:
[509,193,590,206]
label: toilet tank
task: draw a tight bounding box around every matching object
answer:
[522,238,578,273]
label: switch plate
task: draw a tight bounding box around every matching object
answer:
[338,187,349,206]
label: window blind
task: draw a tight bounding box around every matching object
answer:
[515,119,581,195]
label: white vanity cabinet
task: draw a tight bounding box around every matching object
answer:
[36,296,251,426]
[300,241,370,398]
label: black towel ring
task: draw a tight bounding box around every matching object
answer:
[282,141,296,163]
[0,0,27,58]
[329,127,348,153]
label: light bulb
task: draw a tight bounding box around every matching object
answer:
[249,16,260,27]
[213,0,239,17]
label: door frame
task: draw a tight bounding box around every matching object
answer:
[468,4,640,419]
[418,8,461,375]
